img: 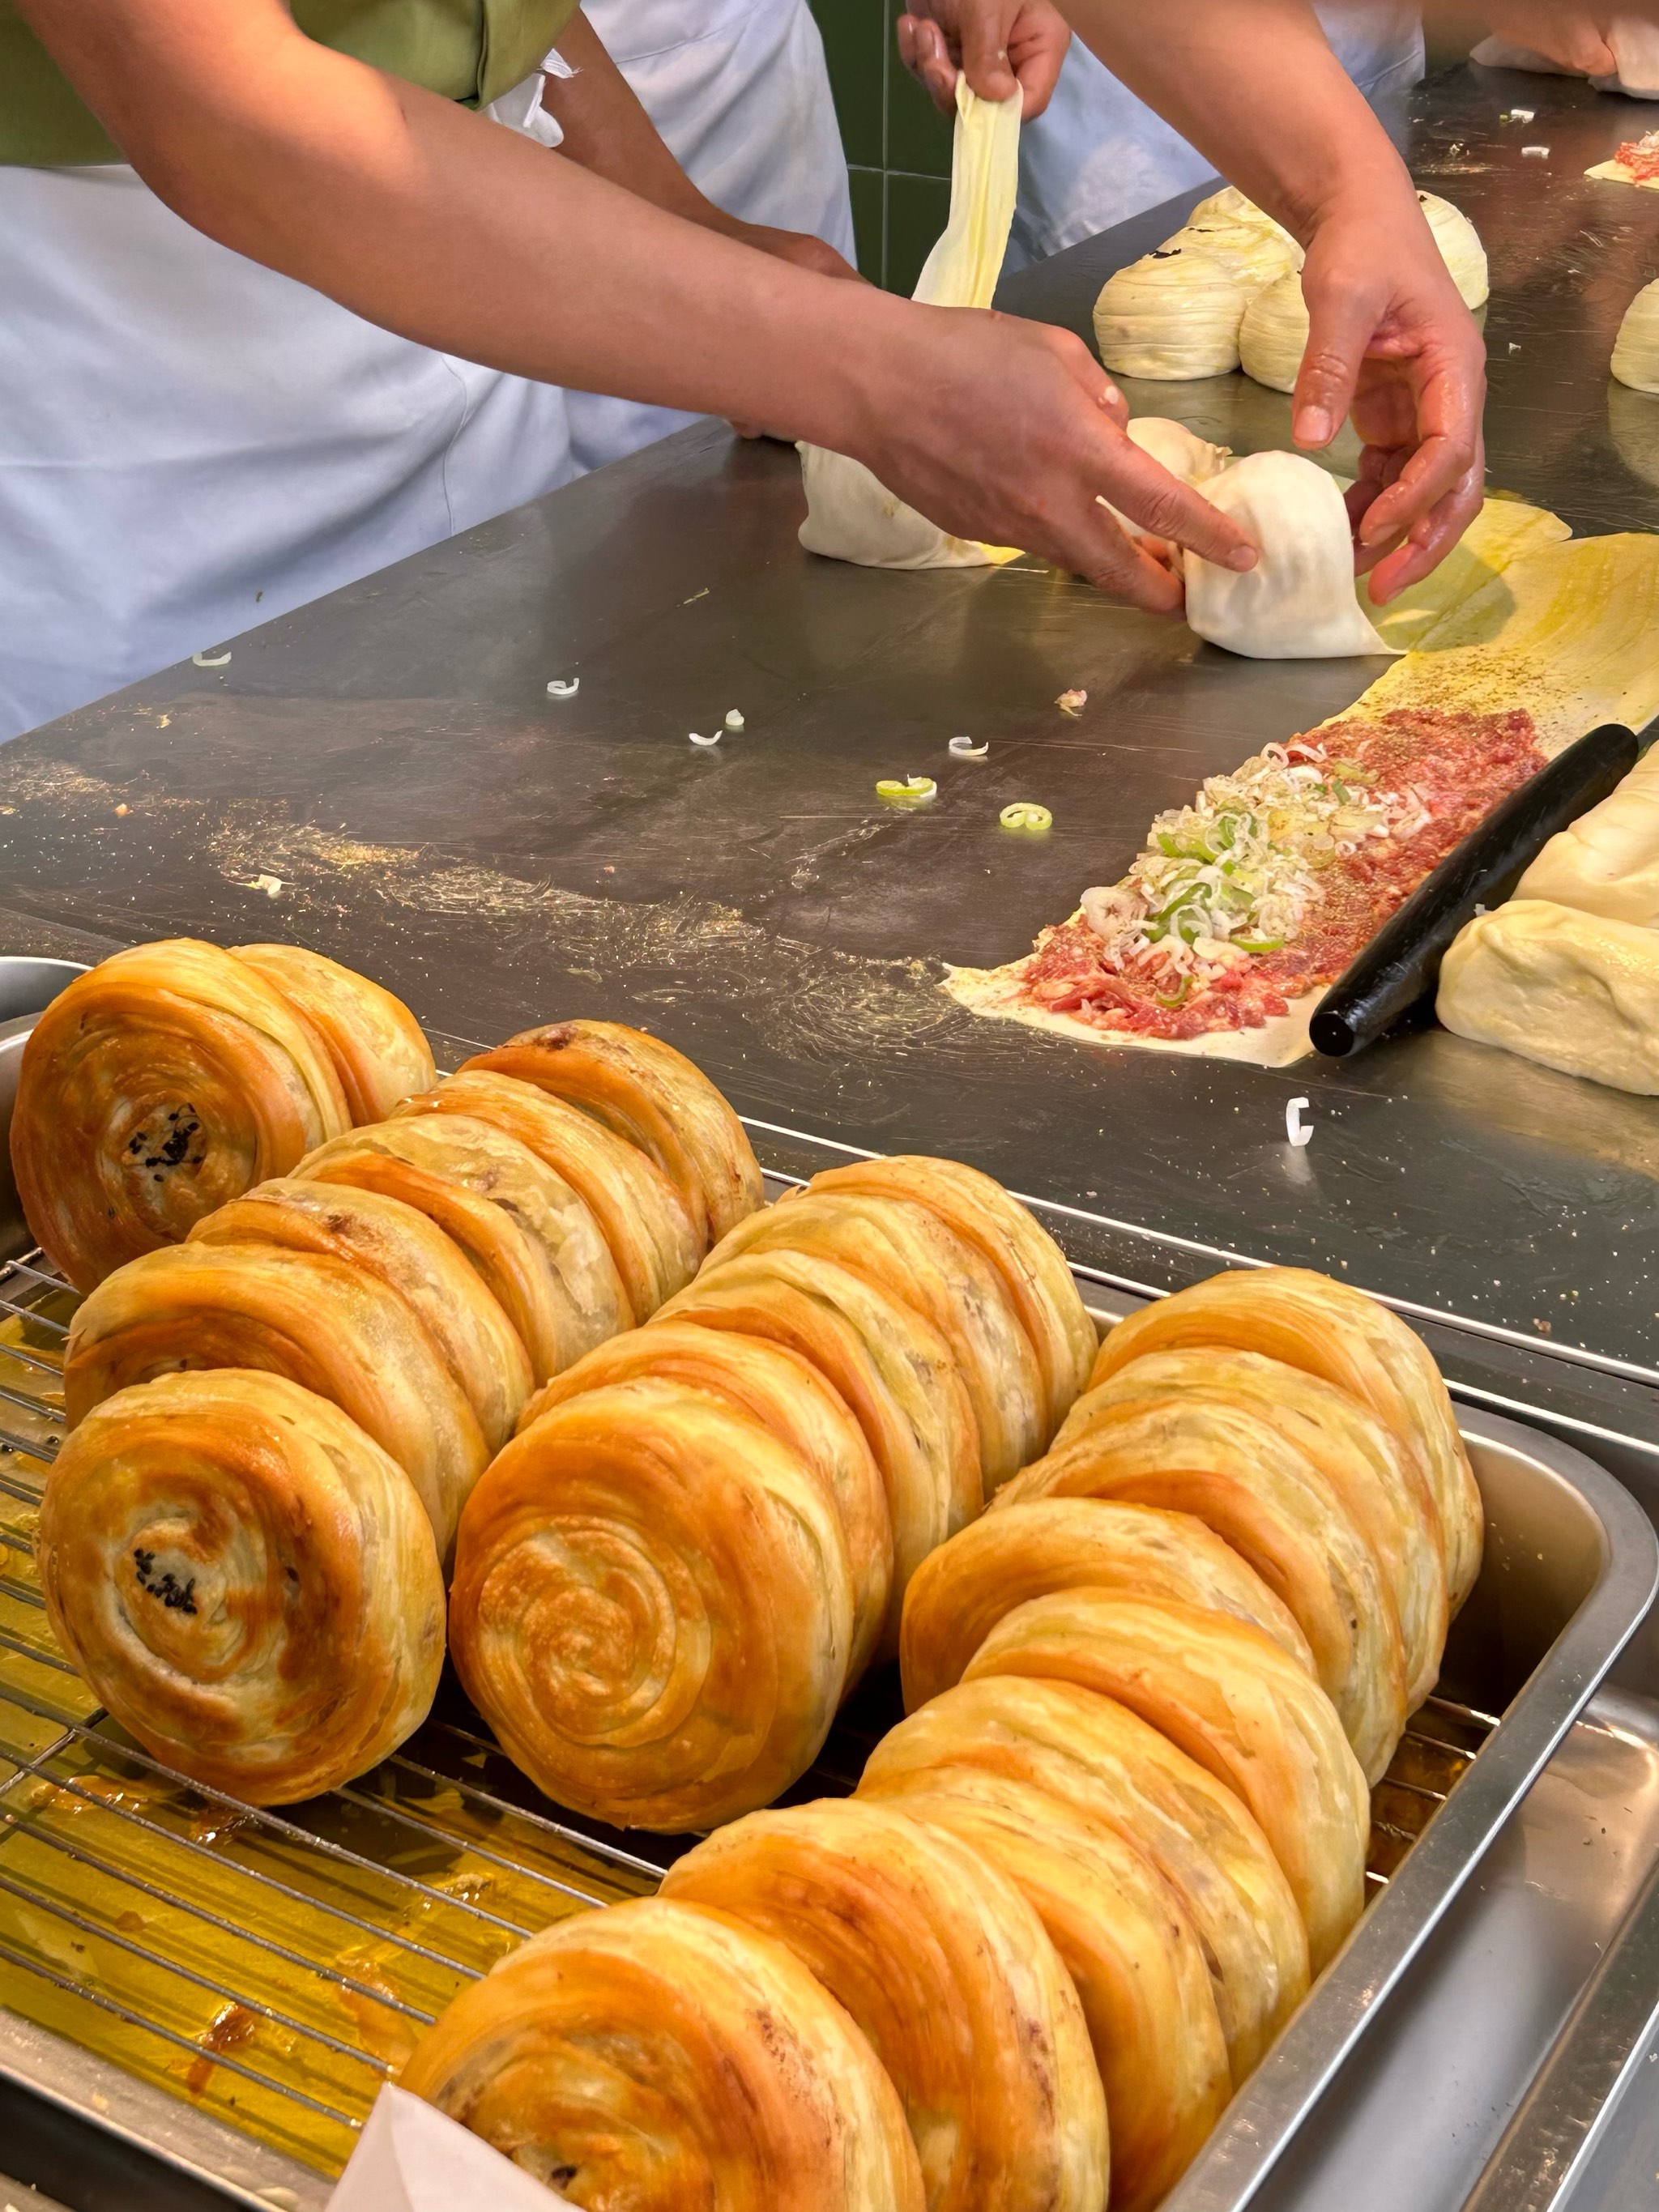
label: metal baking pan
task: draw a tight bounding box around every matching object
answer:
[0,966,1654,2212]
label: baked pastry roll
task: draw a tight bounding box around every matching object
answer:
[707,1187,1047,1490]
[458,1021,763,1251]
[661,1796,1109,2212]
[449,1380,855,1831]
[803,1156,1096,1439]
[519,1321,892,1686]
[861,1674,1310,2084]
[401,1896,924,2211]
[998,1396,1407,1784]
[11,938,350,1291]
[871,1769,1229,2212]
[394,1071,698,1325]
[232,942,435,1123]
[899,1495,1315,1711]
[655,1249,979,1647]
[964,1591,1369,1972]
[63,1242,488,1562]
[38,1370,443,1804]
[190,1181,532,1454]
[1092,1268,1482,1617]
[294,1114,625,1383]
[1078,1345,1448,1710]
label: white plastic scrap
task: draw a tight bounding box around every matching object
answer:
[546,678,580,698]
[1286,1096,1314,1148]
[192,648,232,668]
[1522,145,1550,159]
[949,735,989,758]
[1501,107,1536,124]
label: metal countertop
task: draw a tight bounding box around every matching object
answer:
[2,65,1658,1395]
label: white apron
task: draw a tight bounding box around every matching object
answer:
[1009,5,1426,269]
[564,0,855,474]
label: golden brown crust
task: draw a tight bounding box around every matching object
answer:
[190,1180,532,1453]
[232,943,436,1123]
[449,1380,855,1830]
[38,1370,443,1804]
[1077,1345,1448,1709]
[1092,1270,1482,1615]
[10,939,351,1290]
[519,1321,893,1686]
[899,1495,1315,1711]
[459,1021,763,1251]
[997,1395,1408,1784]
[395,1071,698,1326]
[654,1248,979,1653]
[965,1592,1370,1973]
[661,1797,1109,2212]
[62,1242,488,1562]
[875,1771,1230,2212]
[860,1674,1311,2085]
[706,1188,1047,1492]
[804,1157,1097,1440]
[294,1115,626,1383]
[401,1896,925,2211]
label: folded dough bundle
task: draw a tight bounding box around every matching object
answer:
[1518,744,1659,923]
[1183,450,1397,660]
[1438,897,1659,1094]
[659,1797,1110,2212]
[400,1897,926,2210]
[10,937,436,1291]
[1479,20,1659,98]
[1614,280,1659,394]
[448,1151,1094,1828]
[37,1370,445,1805]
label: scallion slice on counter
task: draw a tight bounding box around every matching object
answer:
[877,775,938,803]
[1000,802,1052,835]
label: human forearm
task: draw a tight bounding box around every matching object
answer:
[542,10,723,228]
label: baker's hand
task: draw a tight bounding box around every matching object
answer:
[1291,200,1486,602]
[897,0,1070,118]
[854,308,1257,608]
[1469,2,1618,75]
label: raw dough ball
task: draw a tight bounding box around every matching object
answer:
[1438,898,1659,1093]
[1169,199,1303,290]
[1184,450,1395,659]
[1238,272,1308,394]
[1094,246,1249,380]
[1418,193,1490,310]
[1098,417,1232,543]
[1614,279,1659,394]
[1517,745,1659,923]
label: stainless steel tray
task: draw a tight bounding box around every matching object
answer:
[0,961,1654,2212]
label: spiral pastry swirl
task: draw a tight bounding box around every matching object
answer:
[38,1370,444,1804]
[232,942,435,1123]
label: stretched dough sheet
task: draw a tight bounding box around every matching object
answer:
[945,506,1659,1066]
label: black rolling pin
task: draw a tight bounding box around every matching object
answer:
[1309,720,1641,1059]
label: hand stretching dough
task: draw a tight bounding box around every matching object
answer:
[1518,744,1659,922]
[1438,897,1659,1093]
[660,1797,1110,2212]
[1184,451,1397,658]
[799,79,1023,571]
[401,1897,926,2212]
[38,1370,444,1805]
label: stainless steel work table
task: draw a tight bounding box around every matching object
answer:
[5,57,1659,2212]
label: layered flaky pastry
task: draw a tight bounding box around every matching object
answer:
[704,1187,1047,1491]
[395,1070,698,1325]
[861,1674,1310,2085]
[11,938,352,1290]
[63,1241,488,1562]
[899,1495,1315,1711]
[872,1769,1229,2212]
[294,1113,626,1383]
[655,1248,979,1647]
[996,1395,1407,1784]
[1092,1268,1482,1614]
[804,1157,1097,1438]
[190,1180,532,1454]
[519,1322,893,1685]
[661,1797,1109,2212]
[39,1370,443,1804]
[458,1021,763,1251]
[449,1380,854,1831]
[401,1897,925,2211]
[1076,1345,1448,1708]
[232,942,436,1123]
[965,1591,1368,1972]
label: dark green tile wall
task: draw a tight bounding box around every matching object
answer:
[808,0,955,289]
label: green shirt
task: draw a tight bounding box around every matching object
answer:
[1,0,582,166]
